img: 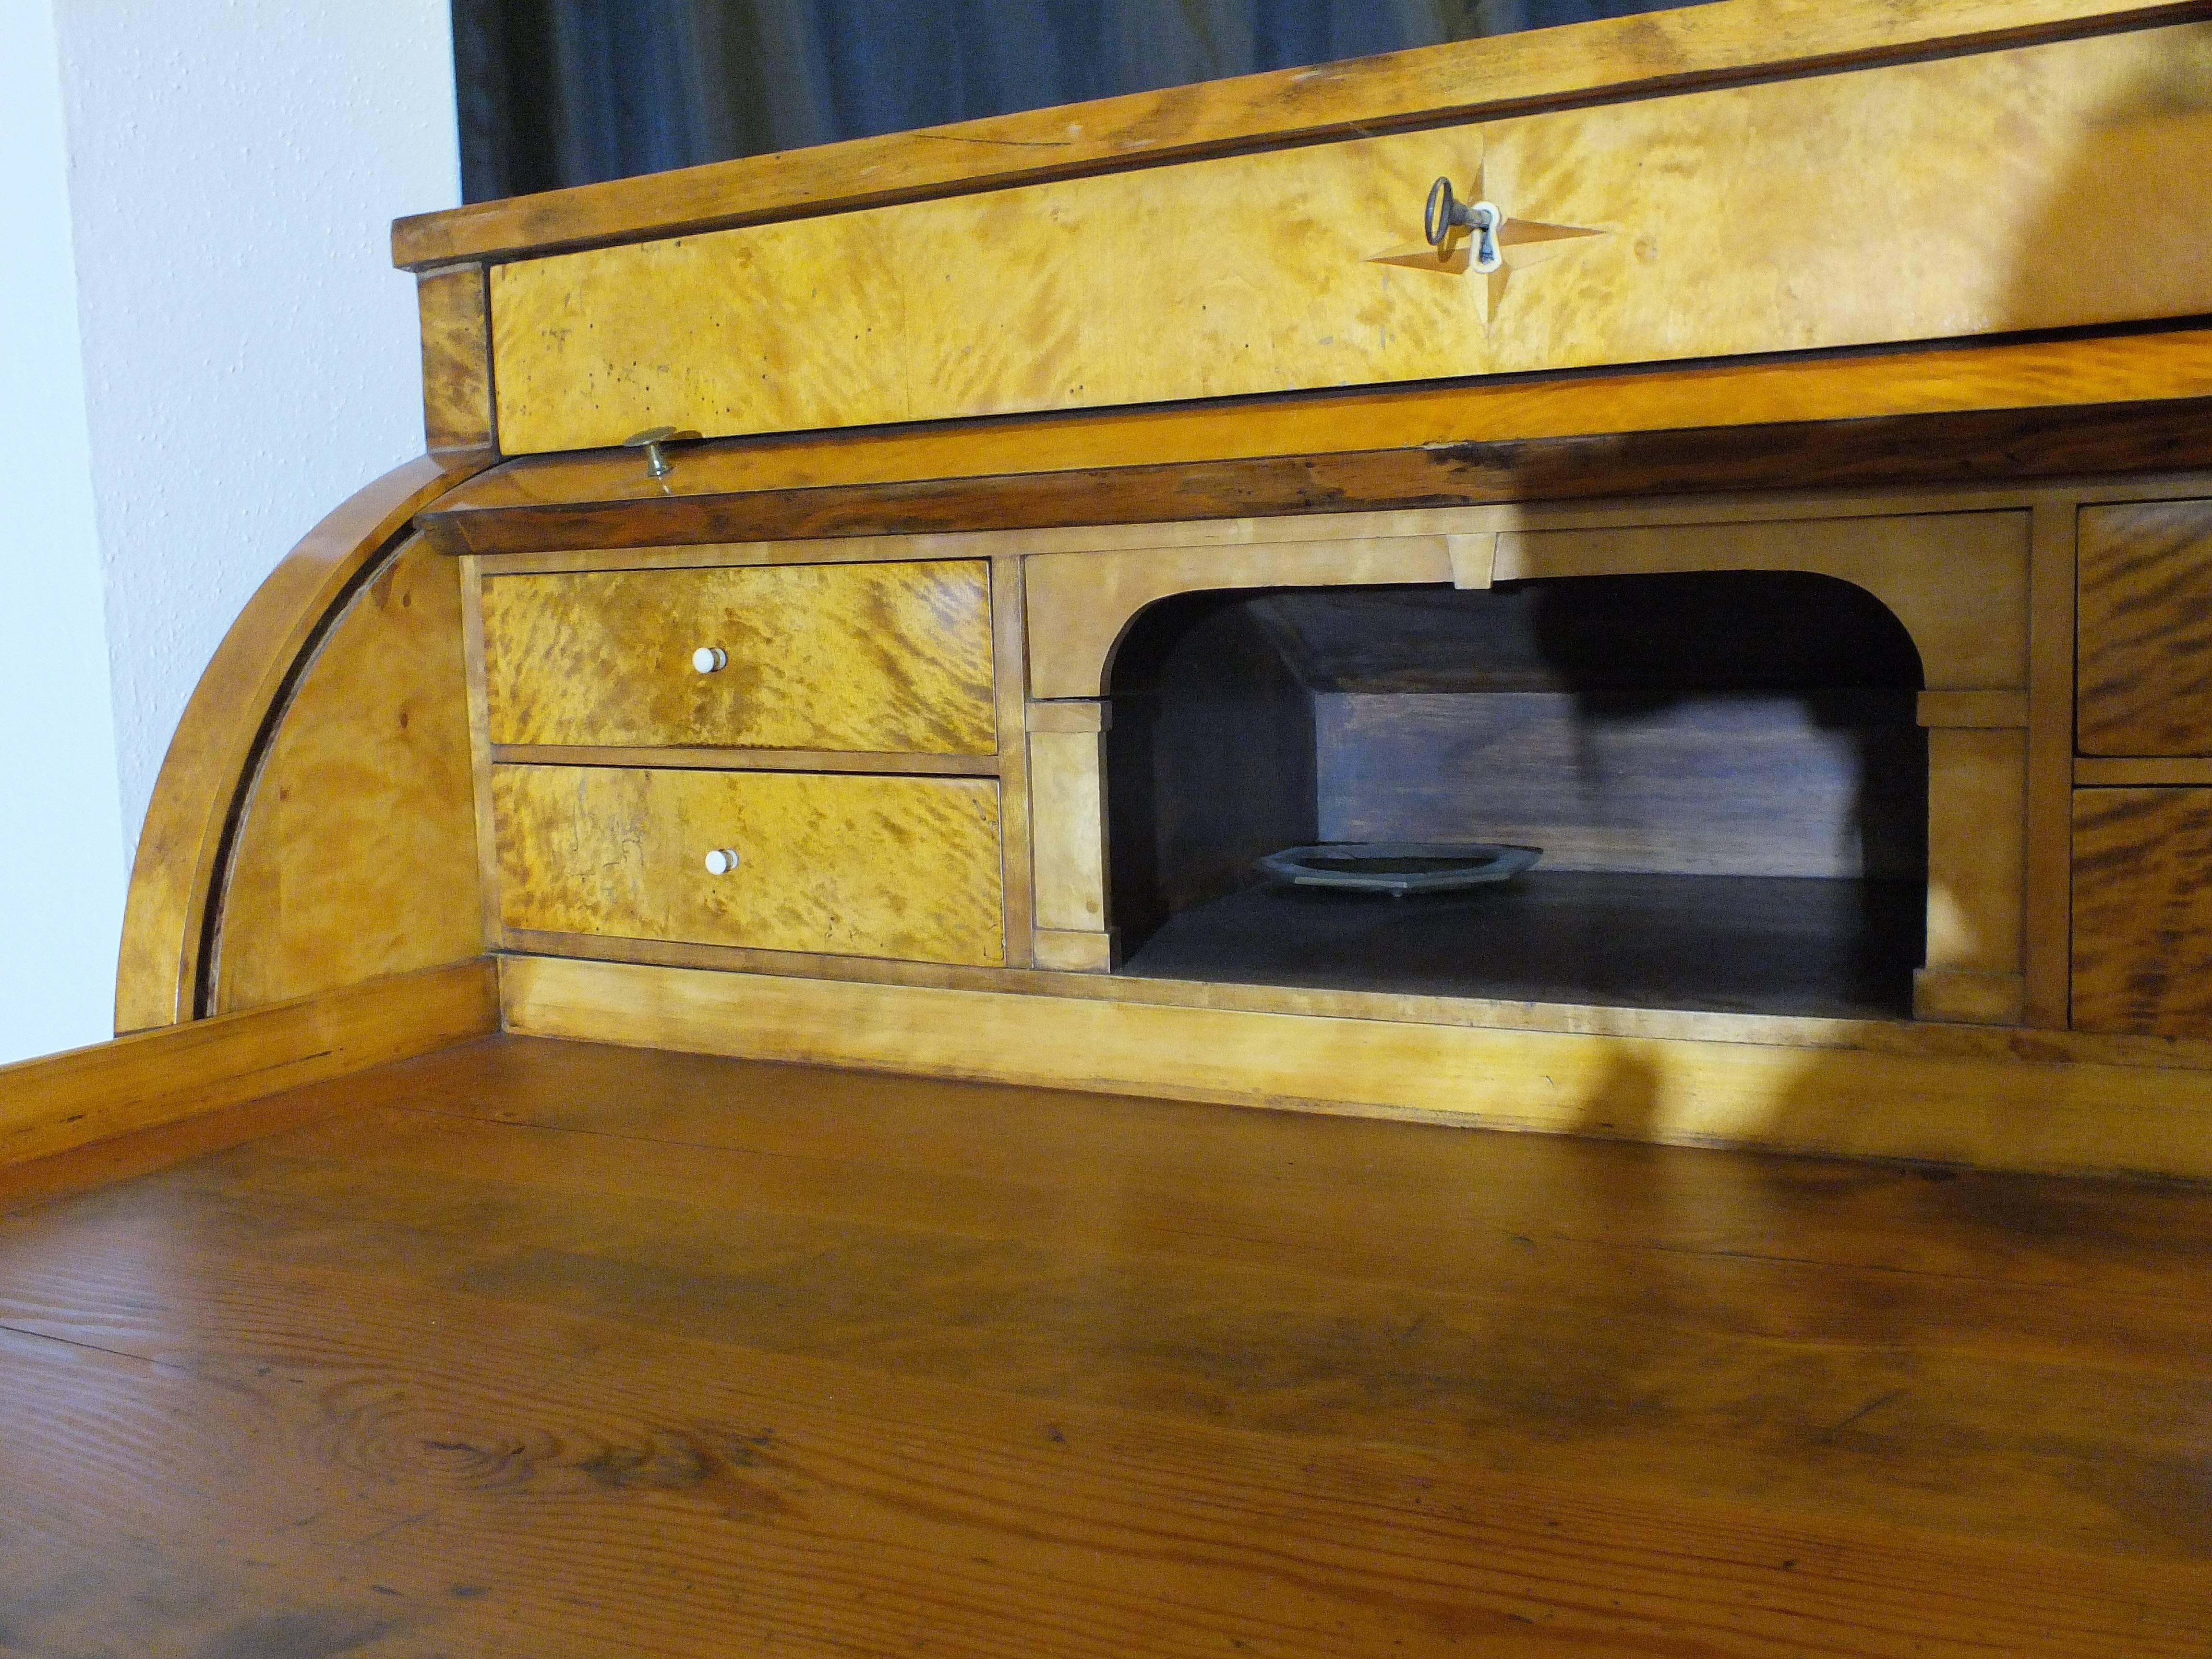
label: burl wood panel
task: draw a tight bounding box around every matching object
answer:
[481,559,995,754]
[494,764,1005,965]
[487,25,2212,453]
[417,263,494,453]
[2078,499,2212,755]
[2072,786,2212,1035]
[213,541,484,1013]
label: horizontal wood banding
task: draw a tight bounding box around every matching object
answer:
[1919,690,2031,727]
[493,764,1006,966]
[1031,928,1118,973]
[415,396,2212,560]
[0,961,495,1171]
[394,0,2212,269]
[480,560,996,755]
[2071,785,2212,1034]
[501,954,2212,1180]
[2077,498,2212,754]
[418,329,2212,528]
[489,744,998,776]
[2074,756,2212,784]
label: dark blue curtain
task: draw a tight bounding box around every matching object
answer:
[454,0,1700,202]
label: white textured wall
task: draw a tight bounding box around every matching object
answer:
[0,0,128,1065]
[55,0,460,854]
[0,1,457,1064]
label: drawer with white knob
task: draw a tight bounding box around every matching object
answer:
[491,763,1006,965]
[479,558,996,755]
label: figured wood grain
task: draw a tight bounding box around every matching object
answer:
[1925,728,2029,993]
[486,25,2212,453]
[0,961,493,1171]
[417,394,2212,559]
[458,556,505,949]
[1028,728,1109,935]
[503,955,2212,1180]
[14,1033,2212,1648]
[395,0,2211,268]
[489,743,999,775]
[2021,499,2079,1027]
[989,553,1035,969]
[2077,498,2212,754]
[211,539,482,1013]
[417,263,493,453]
[2076,756,2212,783]
[422,329,2212,536]
[1494,514,2032,692]
[491,916,2212,1074]
[494,764,1005,966]
[118,454,490,1032]
[481,559,995,754]
[2072,786,2212,1034]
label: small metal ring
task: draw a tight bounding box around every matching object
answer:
[1424,177,1456,248]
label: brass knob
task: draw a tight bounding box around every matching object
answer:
[623,425,701,479]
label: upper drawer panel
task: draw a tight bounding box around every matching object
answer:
[488,25,2212,455]
[2079,500,2212,757]
[481,559,996,754]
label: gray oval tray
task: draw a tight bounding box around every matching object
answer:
[1254,842,1542,897]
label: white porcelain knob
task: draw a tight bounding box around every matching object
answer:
[703,847,740,876]
[693,646,728,673]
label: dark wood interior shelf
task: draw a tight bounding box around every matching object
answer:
[1121,870,1925,1020]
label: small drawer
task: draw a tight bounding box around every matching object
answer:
[493,764,1005,966]
[481,559,996,755]
[2078,501,2212,757]
[2072,787,2212,1035]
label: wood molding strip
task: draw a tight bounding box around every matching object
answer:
[1918,690,2032,727]
[2074,757,2212,784]
[1,960,496,1174]
[501,954,2212,1181]
[393,0,2211,269]
[416,396,2212,560]
[488,744,1000,776]
[118,454,492,1032]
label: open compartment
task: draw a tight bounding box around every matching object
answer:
[1104,572,1928,1019]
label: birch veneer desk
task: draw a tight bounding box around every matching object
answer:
[17,3,2212,1652]
[29,0,2212,1187]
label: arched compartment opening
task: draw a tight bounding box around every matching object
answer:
[1103,571,1928,1020]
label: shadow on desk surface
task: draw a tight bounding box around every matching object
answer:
[0,1034,2208,1656]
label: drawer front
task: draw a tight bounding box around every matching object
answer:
[481,560,996,754]
[2072,787,2212,1035]
[2078,501,2212,757]
[488,24,2212,453]
[494,765,1005,966]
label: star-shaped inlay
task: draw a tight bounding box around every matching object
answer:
[1366,164,1607,328]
